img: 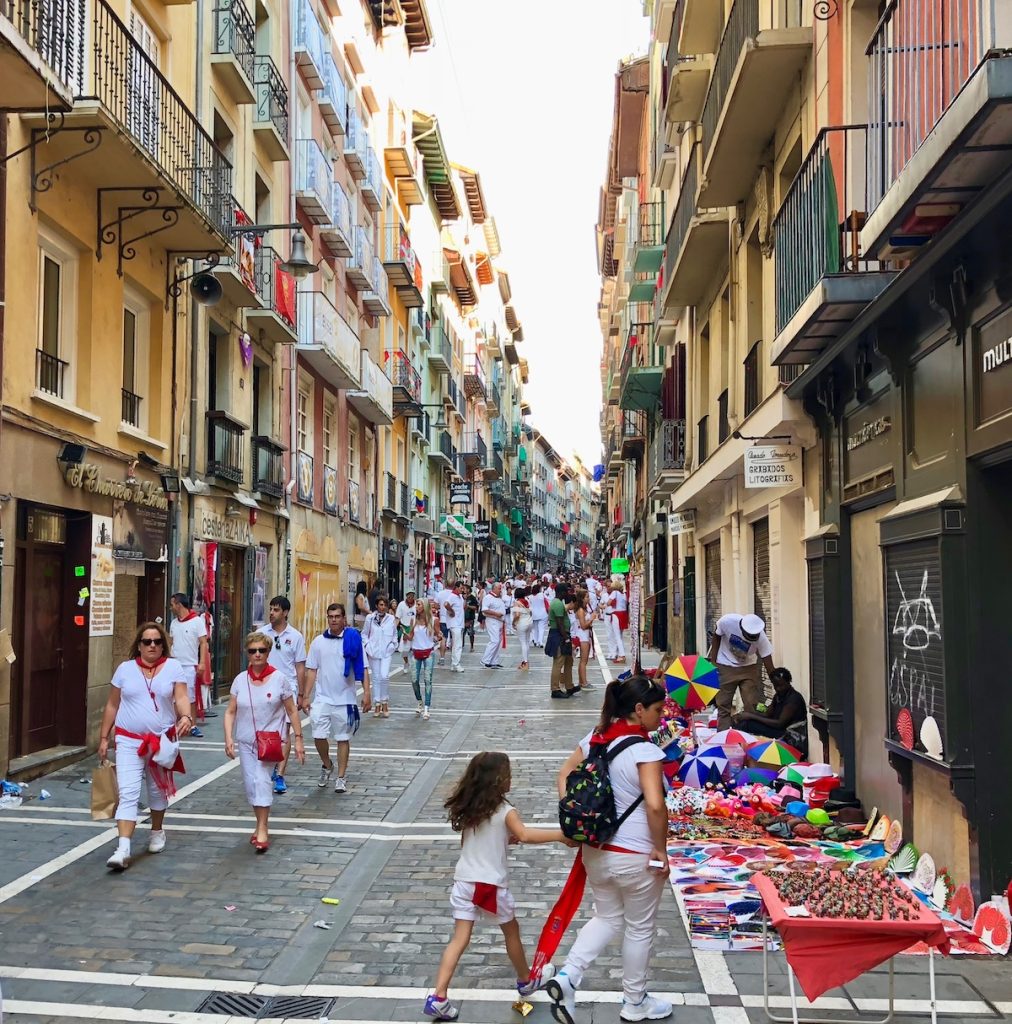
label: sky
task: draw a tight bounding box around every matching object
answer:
[408,0,649,468]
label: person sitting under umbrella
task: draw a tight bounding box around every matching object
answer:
[732,668,806,750]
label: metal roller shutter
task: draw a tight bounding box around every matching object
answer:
[752,518,772,649]
[807,558,827,708]
[704,539,721,642]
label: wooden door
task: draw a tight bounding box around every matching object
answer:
[20,547,65,753]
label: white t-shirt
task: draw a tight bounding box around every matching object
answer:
[530,594,548,621]
[481,594,506,627]
[306,633,356,705]
[262,624,307,680]
[113,658,186,735]
[440,590,465,627]
[169,614,207,667]
[578,732,666,853]
[229,669,296,745]
[612,590,628,613]
[411,624,436,652]
[395,600,417,630]
[454,801,512,888]
[713,613,774,667]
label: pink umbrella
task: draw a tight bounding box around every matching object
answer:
[710,728,757,747]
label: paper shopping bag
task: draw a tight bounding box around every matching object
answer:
[90,761,119,820]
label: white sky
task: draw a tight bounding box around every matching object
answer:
[408,0,649,468]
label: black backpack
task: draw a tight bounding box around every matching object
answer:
[558,736,648,844]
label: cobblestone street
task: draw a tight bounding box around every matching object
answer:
[2,630,1011,1023]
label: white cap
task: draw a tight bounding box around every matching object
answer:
[741,614,765,639]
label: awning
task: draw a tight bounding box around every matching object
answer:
[440,512,473,539]
[475,252,494,285]
[518,445,527,462]
[412,111,462,221]
[497,523,511,543]
[454,164,488,224]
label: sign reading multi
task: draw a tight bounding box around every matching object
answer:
[744,445,801,489]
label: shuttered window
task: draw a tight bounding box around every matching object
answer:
[704,539,721,641]
[807,558,827,707]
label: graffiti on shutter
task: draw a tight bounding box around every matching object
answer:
[704,539,721,641]
[884,538,945,758]
[807,558,827,707]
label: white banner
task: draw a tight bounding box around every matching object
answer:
[744,445,801,489]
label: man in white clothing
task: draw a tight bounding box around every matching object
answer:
[530,583,549,647]
[707,612,776,729]
[394,591,417,669]
[169,593,209,737]
[439,581,466,673]
[261,595,307,794]
[480,582,506,668]
[605,580,628,664]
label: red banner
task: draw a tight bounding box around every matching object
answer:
[275,263,296,326]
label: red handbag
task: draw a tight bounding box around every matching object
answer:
[246,677,284,762]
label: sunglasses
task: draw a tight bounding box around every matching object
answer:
[139,638,164,646]
[274,637,282,650]
[247,647,270,655]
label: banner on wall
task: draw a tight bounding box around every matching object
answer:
[192,541,217,614]
[113,498,169,561]
[90,515,114,637]
[295,560,342,641]
[252,546,268,627]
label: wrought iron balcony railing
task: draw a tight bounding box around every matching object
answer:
[252,435,285,497]
[207,410,245,483]
[4,0,85,91]
[385,349,422,403]
[650,419,686,481]
[383,470,397,513]
[36,348,67,398]
[121,387,142,427]
[253,54,288,141]
[213,0,255,86]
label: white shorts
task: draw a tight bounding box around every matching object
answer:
[450,880,516,924]
[180,664,197,702]
[310,700,359,742]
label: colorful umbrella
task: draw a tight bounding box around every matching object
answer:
[664,654,720,710]
[777,764,810,786]
[678,751,729,788]
[747,738,802,767]
[711,728,757,747]
[735,766,778,786]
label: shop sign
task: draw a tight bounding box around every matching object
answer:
[472,521,491,542]
[977,316,1012,425]
[982,336,1012,373]
[744,445,801,489]
[62,462,169,510]
[449,481,473,506]
[89,515,114,637]
[113,498,169,561]
[668,510,695,535]
[843,391,893,487]
[611,557,630,575]
[197,507,253,546]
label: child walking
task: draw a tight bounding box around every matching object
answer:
[425,751,569,1021]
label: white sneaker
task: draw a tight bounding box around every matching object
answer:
[518,963,555,997]
[148,830,166,854]
[452,666,465,673]
[318,764,334,788]
[334,777,348,793]
[619,994,673,1022]
[422,707,430,720]
[545,972,576,1024]
[106,846,131,871]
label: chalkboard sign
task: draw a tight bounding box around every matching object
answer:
[884,537,946,758]
[642,604,655,644]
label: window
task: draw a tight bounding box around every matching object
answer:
[323,395,336,466]
[348,418,359,483]
[36,227,79,401]
[121,286,150,430]
[128,7,160,156]
[297,376,313,454]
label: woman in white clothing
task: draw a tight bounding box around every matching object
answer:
[511,587,533,669]
[548,676,670,1024]
[224,632,304,852]
[362,595,398,718]
[572,589,597,692]
[606,578,628,664]
[529,583,549,648]
[409,601,437,720]
[98,622,192,871]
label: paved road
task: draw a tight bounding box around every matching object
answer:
[1,628,1010,1023]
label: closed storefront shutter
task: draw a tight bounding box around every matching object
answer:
[807,558,827,708]
[752,518,772,649]
[704,539,721,641]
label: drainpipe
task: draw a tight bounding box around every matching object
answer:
[286,3,297,595]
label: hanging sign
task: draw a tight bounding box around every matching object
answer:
[668,510,695,535]
[611,557,630,575]
[473,521,491,542]
[744,445,801,489]
[89,515,114,637]
[449,481,473,505]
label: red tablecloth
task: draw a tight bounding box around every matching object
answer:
[752,873,950,1000]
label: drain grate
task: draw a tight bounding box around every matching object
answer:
[196,992,336,1019]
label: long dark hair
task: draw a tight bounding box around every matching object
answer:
[597,674,666,732]
[444,751,511,831]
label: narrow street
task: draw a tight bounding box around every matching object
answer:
[1,631,1011,1023]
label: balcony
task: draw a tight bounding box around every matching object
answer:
[491,418,506,452]
[207,411,245,484]
[410,411,430,445]
[295,139,332,223]
[462,353,487,402]
[381,223,424,307]
[253,55,289,161]
[362,259,391,317]
[212,203,262,308]
[863,3,1012,260]
[411,307,427,342]
[399,482,411,521]
[485,324,502,358]
[772,125,896,366]
[619,323,663,412]
[293,0,325,89]
[459,431,487,471]
[244,246,297,344]
[319,56,347,139]
[360,146,383,213]
[0,0,82,110]
[665,8,713,125]
[347,225,375,291]
[385,349,422,417]
[428,428,455,470]
[345,108,368,181]
[121,387,142,427]
[428,324,452,371]
[296,291,360,389]
[661,143,728,310]
[631,201,665,275]
[620,409,647,459]
[211,0,256,104]
[385,106,424,205]
[34,348,66,398]
[446,248,477,308]
[347,349,393,426]
[430,248,452,293]
[482,451,503,481]
[718,389,730,444]
[381,471,398,518]
[252,435,286,497]
[487,381,501,416]
[320,180,353,258]
[696,414,709,465]
[504,338,519,366]
[698,0,811,207]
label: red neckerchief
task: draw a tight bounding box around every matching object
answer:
[247,663,277,682]
[593,721,649,745]
[180,610,199,622]
[136,656,168,670]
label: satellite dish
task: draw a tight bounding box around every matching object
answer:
[191,273,223,307]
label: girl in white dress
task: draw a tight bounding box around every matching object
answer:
[511,588,534,669]
[97,622,192,871]
[224,631,304,852]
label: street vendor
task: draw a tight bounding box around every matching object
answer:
[708,613,777,729]
[733,667,806,747]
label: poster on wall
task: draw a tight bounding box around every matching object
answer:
[192,540,217,614]
[297,451,314,505]
[90,515,114,637]
[295,560,342,642]
[252,546,268,626]
[323,466,339,515]
[113,499,169,561]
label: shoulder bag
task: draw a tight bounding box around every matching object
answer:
[247,676,284,762]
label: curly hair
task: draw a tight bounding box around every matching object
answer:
[444,751,512,832]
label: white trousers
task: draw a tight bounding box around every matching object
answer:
[483,621,503,666]
[237,740,274,807]
[449,627,464,668]
[531,618,548,646]
[114,738,168,821]
[562,847,666,1003]
[369,655,392,702]
[516,621,532,663]
[608,616,626,659]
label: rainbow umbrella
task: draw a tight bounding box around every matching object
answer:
[747,739,802,767]
[711,728,757,747]
[678,751,729,788]
[664,654,720,710]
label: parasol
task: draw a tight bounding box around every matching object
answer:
[710,728,757,747]
[678,751,729,788]
[777,764,809,786]
[735,766,778,786]
[747,738,802,767]
[664,654,720,709]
